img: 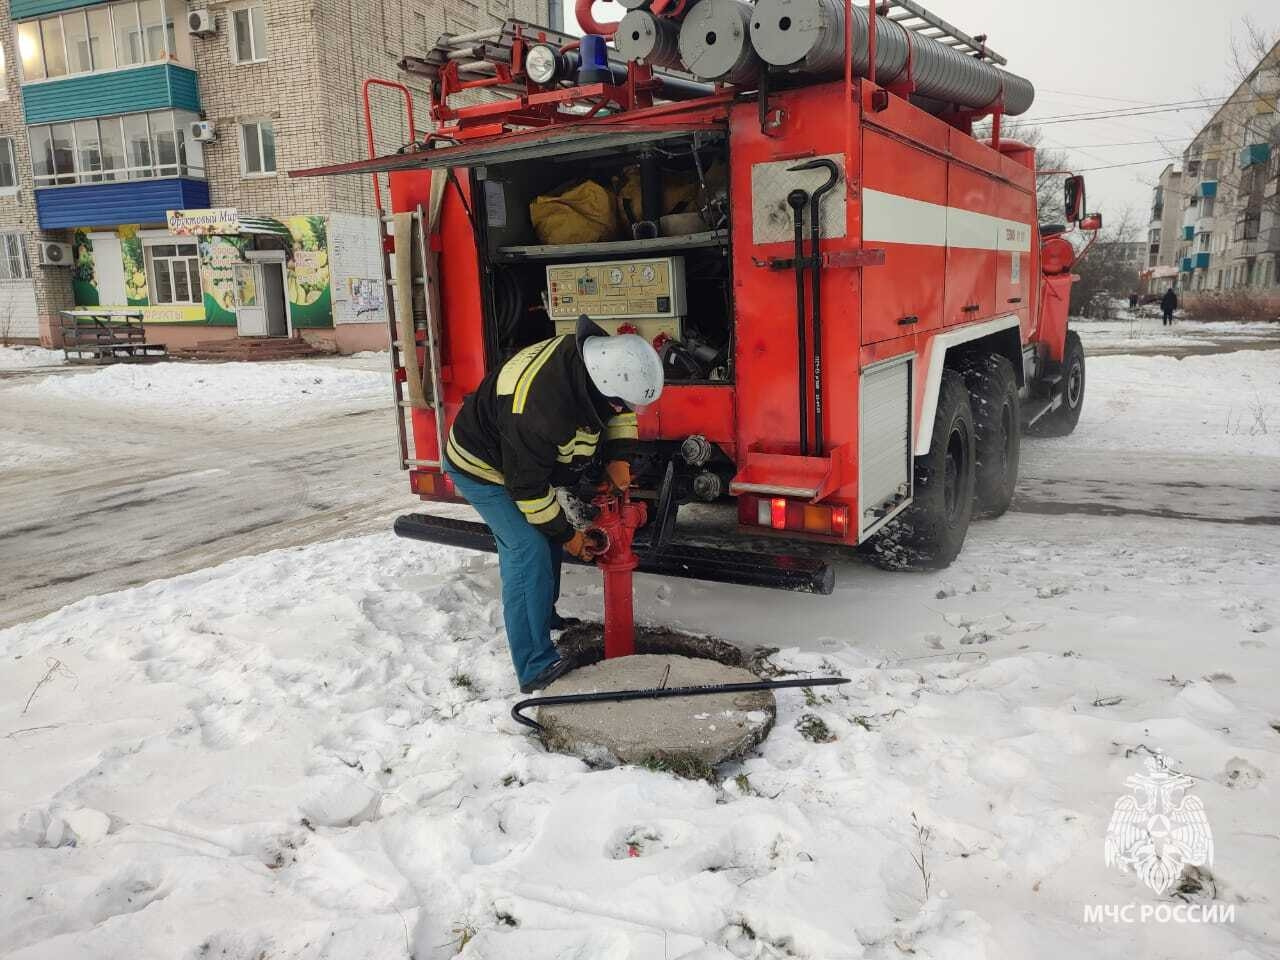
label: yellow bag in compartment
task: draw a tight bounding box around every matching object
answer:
[529,180,620,245]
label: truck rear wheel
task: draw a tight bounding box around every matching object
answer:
[868,370,976,571]
[1029,330,1085,437]
[961,354,1020,517]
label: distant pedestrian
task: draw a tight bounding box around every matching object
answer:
[1129,292,1140,311]
[1160,288,1178,326]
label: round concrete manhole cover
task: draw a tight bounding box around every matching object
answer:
[536,654,776,769]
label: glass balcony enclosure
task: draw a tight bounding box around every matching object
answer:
[16,0,192,82]
[29,109,203,187]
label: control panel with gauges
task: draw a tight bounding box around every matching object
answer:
[547,256,687,342]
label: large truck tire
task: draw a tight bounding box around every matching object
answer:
[960,353,1020,518]
[868,370,976,571]
[1029,330,1085,438]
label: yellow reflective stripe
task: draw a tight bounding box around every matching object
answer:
[605,412,638,441]
[522,501,563,526]
[512,336,564,414]
[556,429,601,462]
[446,434,504,484]
[517,489,557,515]
[557,429,600,455]
[496,340,550,396]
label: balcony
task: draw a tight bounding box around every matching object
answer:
[34,177,209,229]
[1183,225,1195,241]
[1240,143,1271,169]
[1199,181,1218,199]
[1194,252,1212,270]
[22,63,199,124]
[1181,257,1194,273]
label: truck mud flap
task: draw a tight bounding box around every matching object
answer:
[393,513,834,595]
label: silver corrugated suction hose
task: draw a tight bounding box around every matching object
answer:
[749,0,1034,115]
[678,0,762,85]
[617,10,684,70]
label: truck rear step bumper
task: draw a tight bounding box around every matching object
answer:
[393,513,835,595]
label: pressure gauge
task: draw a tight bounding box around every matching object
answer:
[608,267,623,285]
[641,265,656,283]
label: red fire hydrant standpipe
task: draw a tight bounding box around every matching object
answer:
[585,491,648,659]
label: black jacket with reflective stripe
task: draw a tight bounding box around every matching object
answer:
[446,332,638,543]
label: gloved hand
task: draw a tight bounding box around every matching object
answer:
[563,530,595,561]
[598,459,631,494]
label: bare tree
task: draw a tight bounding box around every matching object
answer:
[1071,206,1145,316]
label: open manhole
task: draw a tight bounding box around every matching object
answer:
[534,624,779,776]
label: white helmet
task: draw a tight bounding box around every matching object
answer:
[582,333,664,409]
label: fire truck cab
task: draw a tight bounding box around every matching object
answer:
[296,0,1097,593]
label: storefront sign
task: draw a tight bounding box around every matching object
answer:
[167,208,241,236]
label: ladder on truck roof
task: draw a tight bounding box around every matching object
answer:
[877,0,1007,66]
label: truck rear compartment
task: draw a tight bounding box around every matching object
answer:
[469,131,737,388]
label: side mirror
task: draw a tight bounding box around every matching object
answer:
[1064,175,1086,223]
[1080,212,1103,232]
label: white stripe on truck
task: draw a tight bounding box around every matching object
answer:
[862,189,1031,252]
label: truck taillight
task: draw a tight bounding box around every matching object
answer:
[409,468,456,500]
[741,495,849,538]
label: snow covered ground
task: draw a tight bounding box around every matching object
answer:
[1073,314,1279,355]
[1,333,1278,958]
[0,346,65,370]
[7,359,388,426]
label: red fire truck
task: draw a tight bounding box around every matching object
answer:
[296,0,1097,596]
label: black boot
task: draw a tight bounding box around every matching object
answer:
[519,658,575,694]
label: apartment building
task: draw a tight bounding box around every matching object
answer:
[1157,39,1280,295]
[3,0,547,350]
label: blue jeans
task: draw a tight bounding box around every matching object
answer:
[444,464,563,687]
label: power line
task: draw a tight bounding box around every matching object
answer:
[1024,96,1227,123]
[1028,100,1231,127]
[1057,137,1194,149]
[1036,88,1161,107]
[1074,157,1188,173]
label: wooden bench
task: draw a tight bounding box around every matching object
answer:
[59,310,168,365]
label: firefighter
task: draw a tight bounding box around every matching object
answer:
[443,317,665,693]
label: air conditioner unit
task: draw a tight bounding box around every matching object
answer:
[188,10,215,36]
[190,121,217,142]
[39,241,73,266]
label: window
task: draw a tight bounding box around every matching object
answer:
[113,2,144,67]
[99,117,126,180]
[18,1,186,81]
[86,7,116,71]
[74,119,102,181]
[29,110,203,186]
[146,241,201,304]
[149,110,177,176]
[40,17,67,78]
[137,0,171,62]
[122,113,152,177]
[240,119,276,176]
[231,3,268,63]
[0,233,29,280]
[63,11,92,74]
[0,139,16,191]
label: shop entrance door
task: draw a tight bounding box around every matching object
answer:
[234,260,289,337]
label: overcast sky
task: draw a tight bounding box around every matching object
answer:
[928,0,1280,227]
[574,0,1279,230]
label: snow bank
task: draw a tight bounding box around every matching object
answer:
[2,515,1277,958]
[0,346,64,370]
[10,360,388,425]
[1053,351,1280,458]
[1073,315,1279,351]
